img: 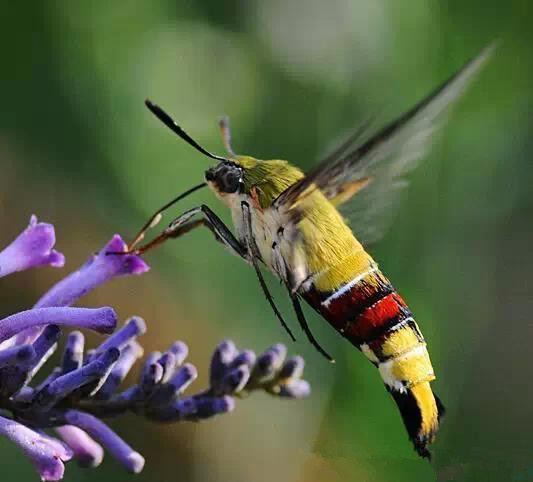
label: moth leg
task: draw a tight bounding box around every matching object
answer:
[113,205,247,260]
[128,183,207,251]
[241,201,296,342]
[290,294,335,362]
[276,240,334,361]
[272,234,333,359]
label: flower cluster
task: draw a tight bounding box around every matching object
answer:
[0,216,310,480]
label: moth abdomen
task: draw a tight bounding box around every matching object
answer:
[303,258,442,458]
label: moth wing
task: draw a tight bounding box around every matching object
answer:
[274,44,494,245]
[336,176,409,246]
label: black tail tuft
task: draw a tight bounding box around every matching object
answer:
[387,384,444,461]
[435,393,446,422]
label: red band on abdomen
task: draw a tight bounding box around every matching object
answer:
[345,292,407,340]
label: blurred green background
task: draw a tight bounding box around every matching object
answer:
[0,1,532,481]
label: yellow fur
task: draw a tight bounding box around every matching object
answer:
[311,245,373,292]
[410,382,439,441]
[234,155,367,291]
[298,190,368,291]
[235,156,305,209]
[381,325,422,358]
[383,346,435,388]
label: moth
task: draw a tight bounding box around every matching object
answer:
[114,45,493,459]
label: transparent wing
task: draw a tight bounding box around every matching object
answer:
[336,175,408,245]
[274,44,494,244]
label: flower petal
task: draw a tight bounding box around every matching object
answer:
[278,379,311,399]
[61,331,85,373]
[0,307,117,344]
[168,341,188,365]
[278,355,305,381]
[0,415,67,481]
[186,395,235,420]
[0,344,35,368]
[250,343,287,383]
[33,348,120,410]
[140,352,164,394]
[0,216,65,278]
[219,365,251,394]
[91,316,146,359]
[15,235,147,345]
[35,235,149,309]
[55,425,104,468]
[95,342,143,400]
[209,340,237,389]
[169,363,198,394]
[64,410,145,473]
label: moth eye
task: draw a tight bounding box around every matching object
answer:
[222,170,240,193]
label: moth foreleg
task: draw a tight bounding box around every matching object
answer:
[128,183,207,250]
[113,205,247,259]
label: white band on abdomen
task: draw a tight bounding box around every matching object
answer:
[321,264,378,308]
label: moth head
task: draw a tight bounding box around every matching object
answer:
[205,161,244,195]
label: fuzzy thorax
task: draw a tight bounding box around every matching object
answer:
[208,155,368,293]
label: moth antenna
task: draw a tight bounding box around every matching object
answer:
[218,116,236,156]
[145,99,228,162]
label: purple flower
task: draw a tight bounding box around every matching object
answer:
[90,316,146,358]
[169,363,198,394]
[0,215,310,480]
[61,331,84,373]
[95,342,143,400]
[15,235,149,345]
[278,379,311,399]
[0,416,71,481]
[33,348,120,410]
[0,307,117,344]
[0,216,65,278]
[278,355,305,380]
[2,326,310,477]
[64,411,145,474]
[55,426,104,468]
[0,344,35,368]
[35,235,149,309]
